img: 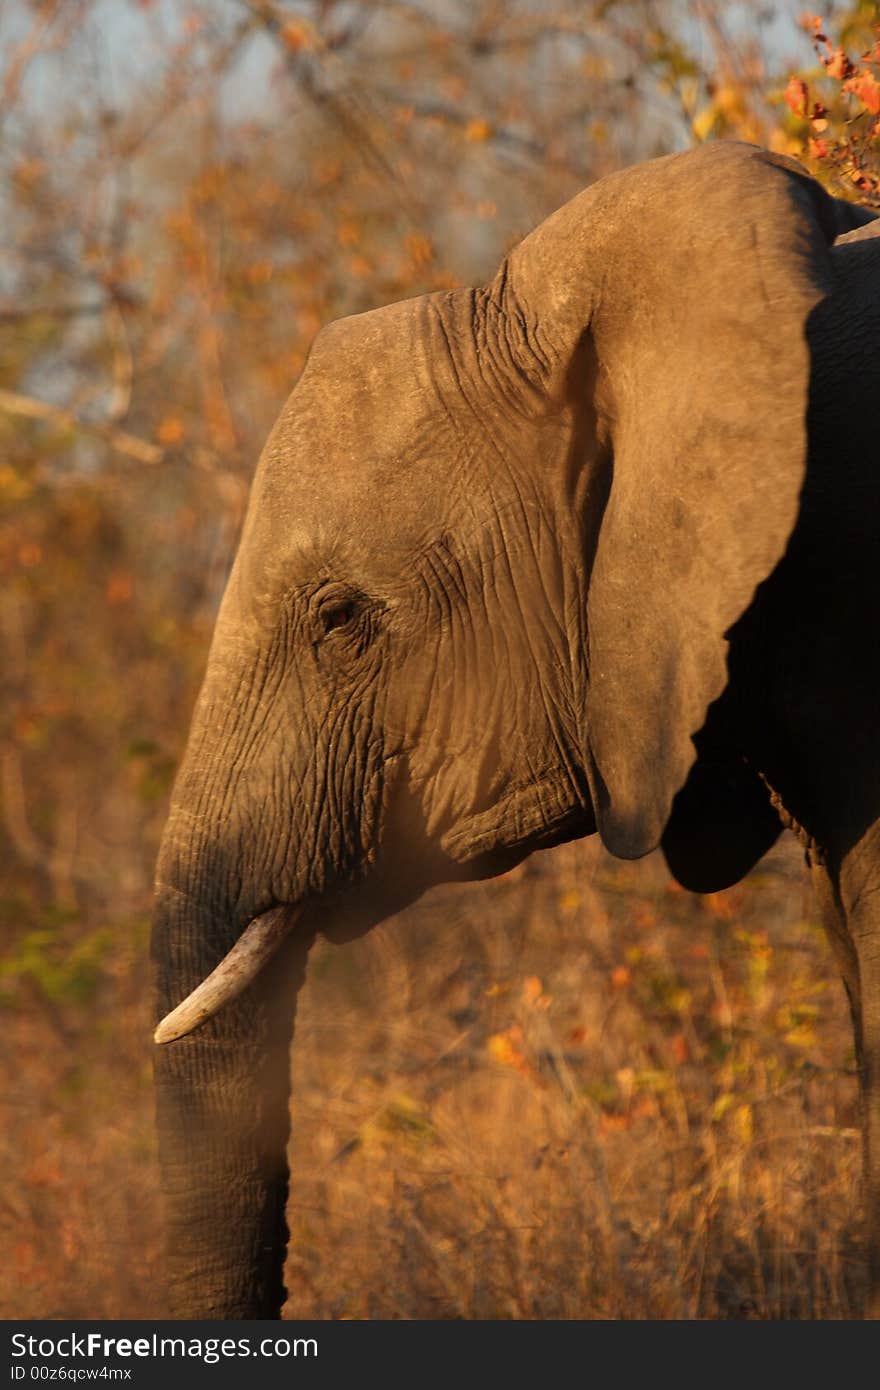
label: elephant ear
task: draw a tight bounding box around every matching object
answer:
[500,141,843,858]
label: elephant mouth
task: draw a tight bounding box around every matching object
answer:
[154,776,592,1046]
[153,903,303,1044]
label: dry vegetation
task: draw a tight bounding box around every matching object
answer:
[2,836,864,1319]
[286,839,865,1320]
[1,0,877,1321]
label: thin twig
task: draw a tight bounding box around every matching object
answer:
[0,303,106,324]
[0,386,163,465]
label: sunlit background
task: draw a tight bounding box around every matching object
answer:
[1,0,878,1318]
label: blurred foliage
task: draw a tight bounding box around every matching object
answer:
[784,8,880,203]
[0,0,875,1319]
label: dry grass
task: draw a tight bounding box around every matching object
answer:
[0,835,865,1320]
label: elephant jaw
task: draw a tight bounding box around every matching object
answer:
[153,904,302,1044]
[439,773,594,863]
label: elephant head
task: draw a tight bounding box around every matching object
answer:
[152,141,867,1317]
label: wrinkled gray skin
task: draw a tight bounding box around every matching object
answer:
[152,141,880,1317]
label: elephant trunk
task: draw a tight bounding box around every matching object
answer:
[152,881,313,1318]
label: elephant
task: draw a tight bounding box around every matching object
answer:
[151,139,880,1319]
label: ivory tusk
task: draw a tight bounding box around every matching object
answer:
[153,904,302,1044]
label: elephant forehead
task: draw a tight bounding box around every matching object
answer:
[302,315,434,447]
[247,300,483,563]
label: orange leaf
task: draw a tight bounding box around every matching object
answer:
[848,71,880,114]
[704,891,736,921]
[282,20,311,52]
[598,1111,631,1135]
[157,415,184,445]
[106,572,133,605]
[464,118,492,142]
[826,48,854,80]
[784,77,809,117]
[405,233,433,267]
[487,1027,531,1077]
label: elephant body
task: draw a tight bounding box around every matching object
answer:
[151,143,880,1317]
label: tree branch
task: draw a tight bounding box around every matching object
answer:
[0,387,164,466]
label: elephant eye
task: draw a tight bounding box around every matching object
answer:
[312,585,374,645]
[322,603,355,634]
